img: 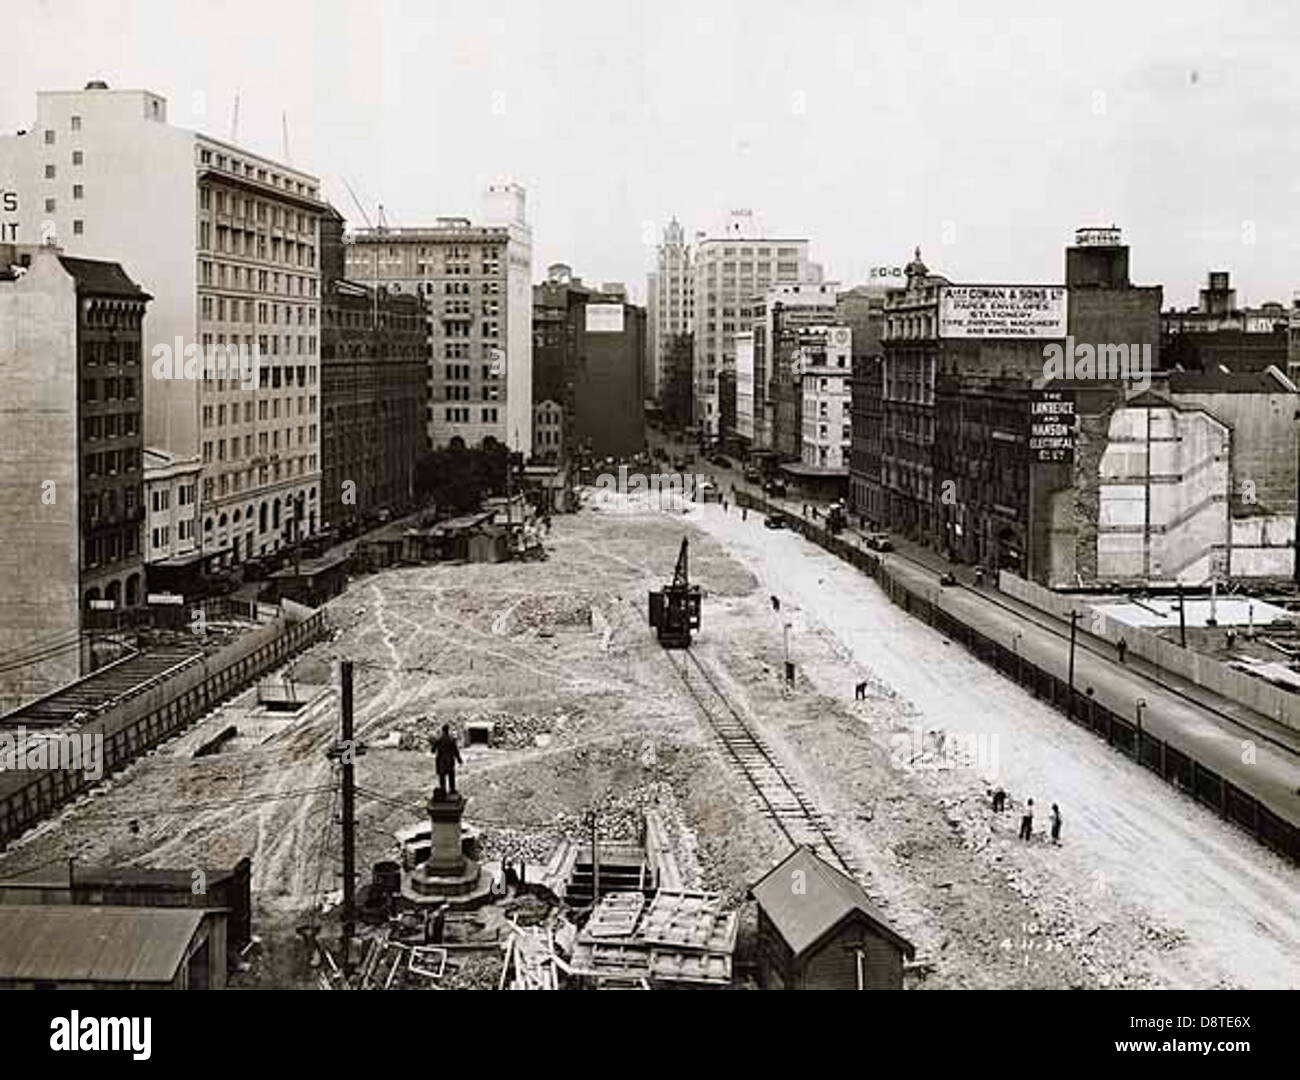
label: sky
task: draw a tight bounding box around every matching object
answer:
[4,0,1299,309]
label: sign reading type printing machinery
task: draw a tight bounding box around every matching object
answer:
[585,303,625,333]
[939,285,1067,339]
[1028,388,1076,464]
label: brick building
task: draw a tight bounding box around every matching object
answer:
[863,229,1166,581]
[532,264,645,461]
[0,245,149,708]
[320,207,426,533]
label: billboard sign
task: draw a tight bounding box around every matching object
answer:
[940,285,1067,339]
[1028,388,1076,464]
[585,303,625,333]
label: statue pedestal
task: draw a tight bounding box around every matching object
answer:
[401,791,492,907]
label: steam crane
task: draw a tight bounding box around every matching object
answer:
[649,538,701,648]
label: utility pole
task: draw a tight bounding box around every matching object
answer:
[1176,583,1186,649]
[1067,610,1079,720]
[587,809,600,903]
[327,660,363,976]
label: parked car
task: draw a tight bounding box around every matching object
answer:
[710,453,732,469]
[865,532,893,552]
[743,466,762,483]
[764,513,788,530]
[764,479,787,497]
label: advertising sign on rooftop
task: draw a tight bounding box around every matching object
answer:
[939,285,1067,339]
[585,303,625,333]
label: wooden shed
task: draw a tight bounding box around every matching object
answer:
[0,905,227,989]
[749,846,915,990]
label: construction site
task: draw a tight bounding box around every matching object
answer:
[0,487,1297,990]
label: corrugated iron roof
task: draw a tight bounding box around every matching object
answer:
[750,846,915,960]
[0,905,203,983]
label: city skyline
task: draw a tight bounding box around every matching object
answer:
[5,0,1300,307]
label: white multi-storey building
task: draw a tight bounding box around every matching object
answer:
[692,211,810,440]
[0,82,326,568]
[344,183,533,454]
[142,448,201,569]
[647,217,693,401]
[798,325,853,470]
[748,280,839,451]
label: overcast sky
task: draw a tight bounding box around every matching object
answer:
[4,0,1298,308]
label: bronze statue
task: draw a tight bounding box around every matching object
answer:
[432,723,463,799]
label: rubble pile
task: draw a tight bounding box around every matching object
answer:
[391,708,577,751]
[505,593,595,636]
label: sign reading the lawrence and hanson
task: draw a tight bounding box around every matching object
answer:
[939,285,1067,339]
[1028,389,1076,464]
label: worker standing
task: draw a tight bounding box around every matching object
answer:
[1117,637,1128,664]
[1050,803,1062,845]
[1019,798,1034,841]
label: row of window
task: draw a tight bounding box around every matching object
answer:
[203,396,316,427]
[201,457,318,499]
[84,527,139,567]
[83,413,139,440]
[201,188,315,234]
[85,448,141,477]
[198,147,318,201]
[199,221,317,269]
[442,407,499,424]
[85,485,139,520]
[202,425,317,461]
[83,376,137,403]
[199,260,317,300]
[151,519,195,549]
[200,294,317,327]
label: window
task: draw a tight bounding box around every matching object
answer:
[44,197,55,213]
[73,184,83,200]
[73,220,84,236]
[43,129,54,145]
[44,164,55,179]
[72,150,83,165]
[70,116,81,132]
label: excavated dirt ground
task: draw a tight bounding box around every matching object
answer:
[1,493,1295,989]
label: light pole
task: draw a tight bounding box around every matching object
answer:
[1011,631,1022,684]
[1135,698,1147,764]
[783,620,793,685]
[1067,611,1079,720]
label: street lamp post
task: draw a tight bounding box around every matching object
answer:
[1067,611,1079,720]
[1135,698,1147,765]
[1011,631,1022,685]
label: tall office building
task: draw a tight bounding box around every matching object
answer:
[647,217,693,402]
[692,211,810,441]
[0,82,327,572]
[344,182,533,455]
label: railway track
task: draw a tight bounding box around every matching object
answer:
[667,645,863,881]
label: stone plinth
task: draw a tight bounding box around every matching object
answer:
[400,791,493,907]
